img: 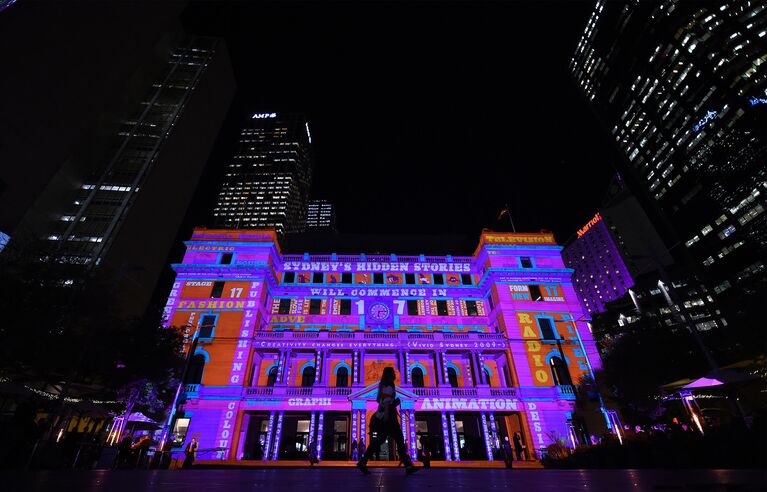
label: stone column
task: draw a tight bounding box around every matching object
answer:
[271,410,284,460]
[314,350,322,384]
[358,350,366,385]
[400,407,408,456]
[477,351,487,385]
[480,411,494,461]
[321,349,331,386]
[440,411,452,461]
[449,411,460,462]
[464,352,474,387]
[283,349,293,385]
[276,349,286,384]
[309,410,317,454]
[351,409,358,452]
[360,410,367,445]
[316,411,325,461]
[262,410,276,461]
[397,349,407,384]
[440,351,449,386]
[408,410,417,459]
[404,352,410,384]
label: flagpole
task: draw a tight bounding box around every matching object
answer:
[505,203,516,232]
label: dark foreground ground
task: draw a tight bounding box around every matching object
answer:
[3,468,767,492]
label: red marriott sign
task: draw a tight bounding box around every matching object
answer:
[577,213,602,237]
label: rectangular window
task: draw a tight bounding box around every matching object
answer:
[436,300,449,316]
[220,253,233,264]
[538,318,556,339]
[200,315,216,338]
[172,418,191,447]
[407,299,419,315]
[405,273,416,285]
[433,274,444,285]
[283,272,295,283]
[528,284,543,301]
[341,273,352,283]
[309,299,322,314]
[460,274,473,285]
[465,300,478,316]
[211,281,224,298]
[520,256,533,268]
[339,299,351,315]
[373,273,384,284]
[278,298,292,314]
[312,273,324,283]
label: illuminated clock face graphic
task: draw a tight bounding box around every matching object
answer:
[369,302,390,321]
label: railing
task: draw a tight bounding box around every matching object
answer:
[184,384,199,393]
[329,332,355,338]
[293,332,319,338]
[251,330,507,347]
[443,333,470,340]
[363,332,398,339]
[489,388,518,397]
[557,385,576,397]
[286,387,314,396]
[451,388,478,397]
[325,387,353,396]
[411,388,440,396]
[407,333,434,339]
[245,387,274,396]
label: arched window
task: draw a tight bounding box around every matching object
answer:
[411,367,424,388]
[302,366,316,387]
[266,366,278,387]
[550,357,572,386]
[447,367,458,387]
[185,354,205,385]
[336,366,349,387]
[484,368,493,387]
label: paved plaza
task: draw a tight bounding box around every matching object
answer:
[4,468,766,492]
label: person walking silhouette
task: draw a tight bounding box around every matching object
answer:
[356,367,419,476]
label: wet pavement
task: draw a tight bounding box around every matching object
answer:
[4,468,766,491]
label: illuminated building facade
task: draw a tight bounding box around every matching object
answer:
[164,228,610,463]
[570,0,766,347]
[212,113,313,234]
[305,200,337,232]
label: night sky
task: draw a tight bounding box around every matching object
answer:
[182,1,620,243]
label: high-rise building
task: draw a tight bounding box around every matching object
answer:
[305,199,337,232]
[570,0,766,347]
[163,228,613,462]
[212,112,313,234]
[562,177,673,315]
[9,35,236,317]
[563,180,726,360]
[0,2,187,242]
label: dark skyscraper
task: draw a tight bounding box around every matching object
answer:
[212,112,313,234]
[3,28,235,318]
[570,0,766,349]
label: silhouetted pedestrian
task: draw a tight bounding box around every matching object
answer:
[182,437,198,469]
[513,432,525,460]
[417,435,431,468]
[356,367,418,476]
